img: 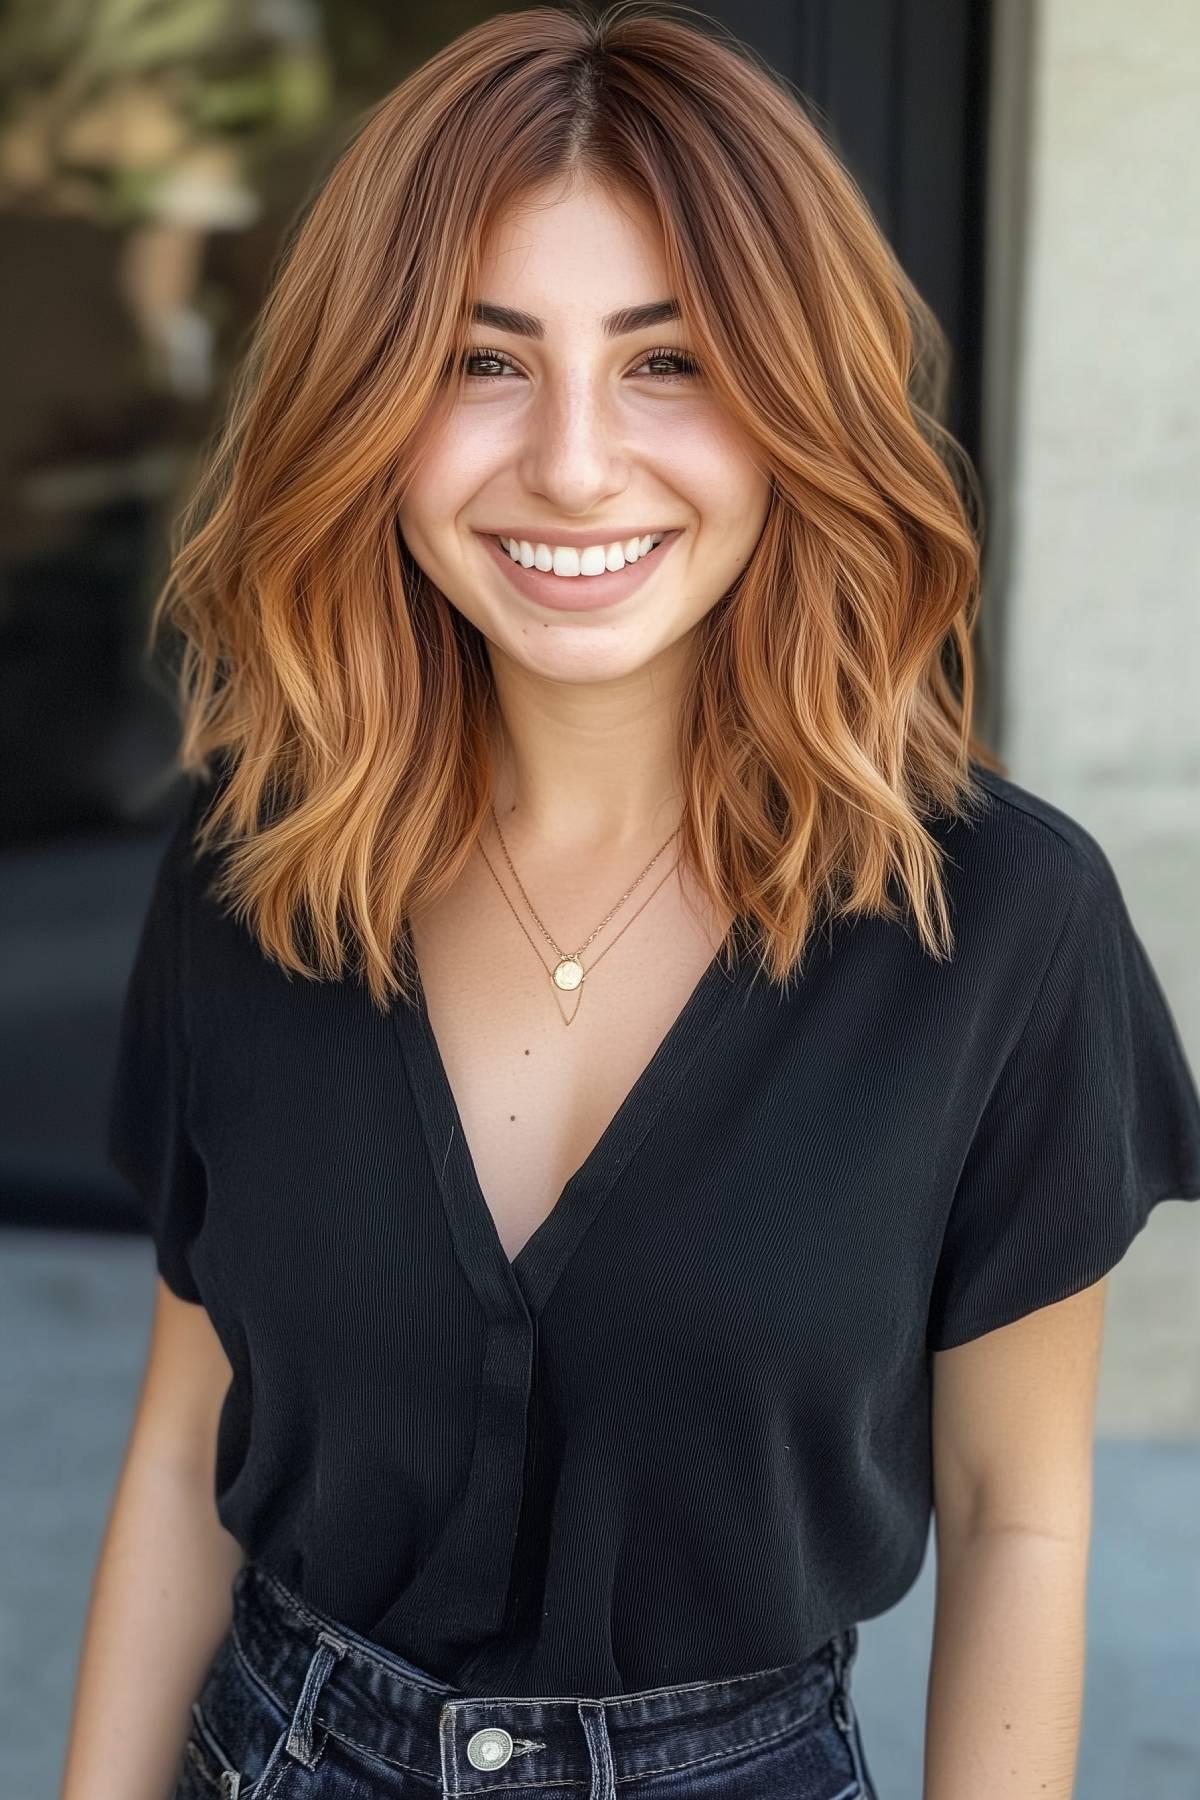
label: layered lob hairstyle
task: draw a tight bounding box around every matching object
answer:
[150,0,1002,1010]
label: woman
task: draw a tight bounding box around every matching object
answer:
[62,6,1200,1798]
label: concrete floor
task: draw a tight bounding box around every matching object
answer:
[4,1205,1198,1800]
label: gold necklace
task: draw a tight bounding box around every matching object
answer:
[479,801,683,1025]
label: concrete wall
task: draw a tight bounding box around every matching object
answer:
[999,0,1200,1432]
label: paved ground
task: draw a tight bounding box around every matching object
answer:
[3,1206,1197,1800]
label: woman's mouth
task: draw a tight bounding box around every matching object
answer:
[477,529,682,613]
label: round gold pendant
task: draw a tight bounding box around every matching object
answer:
[552,955,584,991]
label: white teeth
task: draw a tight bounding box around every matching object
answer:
[498,532,665,576]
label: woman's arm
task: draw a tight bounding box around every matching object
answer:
[925,1277,1109,1800]
[59,1278,244,1800]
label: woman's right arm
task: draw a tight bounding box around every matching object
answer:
[59,1276,245,1800]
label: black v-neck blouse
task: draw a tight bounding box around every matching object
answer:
[106,762,1200,1697]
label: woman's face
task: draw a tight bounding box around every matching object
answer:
[398,175,770,687]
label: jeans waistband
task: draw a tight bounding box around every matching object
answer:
[228,1559,859,1794]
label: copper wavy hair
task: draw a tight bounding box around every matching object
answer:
[150,0,1004,1011]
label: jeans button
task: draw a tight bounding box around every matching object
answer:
[467,1726,514,1770]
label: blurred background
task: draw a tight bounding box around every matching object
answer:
[1,2,1196,1796]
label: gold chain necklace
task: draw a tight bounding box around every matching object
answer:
[478,801,684,1025]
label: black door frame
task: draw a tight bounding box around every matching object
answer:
[703,0,1034,749]
[706,0,991,455]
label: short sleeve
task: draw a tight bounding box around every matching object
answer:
[105,793,209,1304]
[928,841,1200,1351]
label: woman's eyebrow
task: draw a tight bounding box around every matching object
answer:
[469,299,681,339]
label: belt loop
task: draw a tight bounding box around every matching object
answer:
[575,1699,616,1800]
[284,1629,349,1767]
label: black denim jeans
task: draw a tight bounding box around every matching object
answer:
[176,1560,878,1799]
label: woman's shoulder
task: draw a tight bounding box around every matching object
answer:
[158,773,227,909]
[960,760,1108,861]
[156,768,258,971]
[941,759,1123,941]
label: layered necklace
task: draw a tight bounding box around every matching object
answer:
[476,801,684,1025]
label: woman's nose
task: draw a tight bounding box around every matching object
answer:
[517,378,629,509]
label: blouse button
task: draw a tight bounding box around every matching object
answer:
[466,1726,514,1770]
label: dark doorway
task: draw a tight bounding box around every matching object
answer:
[706,0,994,466]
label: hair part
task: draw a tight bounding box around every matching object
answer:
[151,0,1003,1010]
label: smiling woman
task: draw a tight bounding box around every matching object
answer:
[68,4,1200,1800]
[398,170,776,666]
[143,0,988,1018]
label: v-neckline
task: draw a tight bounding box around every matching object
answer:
[392,919,751,1316]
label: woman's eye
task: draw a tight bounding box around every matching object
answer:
[635,347,701,383]
[458,346,701,384]
[461,347,516,381]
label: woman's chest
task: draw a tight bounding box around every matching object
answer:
[186,891,972,1381]
[404,886,734,1266]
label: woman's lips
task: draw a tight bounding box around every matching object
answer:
[477,529,682,612]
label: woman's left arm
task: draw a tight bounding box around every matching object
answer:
[925,1277,1109,1800]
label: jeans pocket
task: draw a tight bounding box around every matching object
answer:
[177,1706,228,1796]
[830,1680,877,1800]
[175,1634,294,1800]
